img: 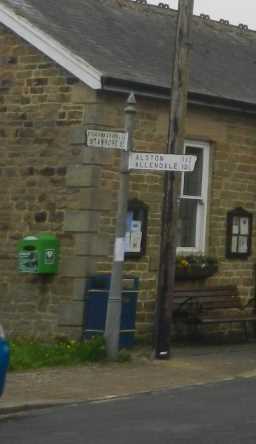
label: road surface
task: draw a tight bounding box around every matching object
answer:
[1,377,256,443]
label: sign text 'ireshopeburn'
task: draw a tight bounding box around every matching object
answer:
[87,130,128,150]
[128,152,197,172]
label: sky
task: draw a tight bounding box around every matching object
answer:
[148,0,256,30]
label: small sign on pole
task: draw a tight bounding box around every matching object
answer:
[87,129,128,150]
[129,152,196,172]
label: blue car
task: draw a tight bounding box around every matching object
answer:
[0,324,10,397]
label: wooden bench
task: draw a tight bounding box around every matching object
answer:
[173,285,256,339]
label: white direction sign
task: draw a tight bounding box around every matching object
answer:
[87,129,128,150]
[129,152,197,172]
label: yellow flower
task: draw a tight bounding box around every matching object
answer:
[180,259,189,268]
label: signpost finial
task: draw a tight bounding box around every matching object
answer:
[127,92,136,105]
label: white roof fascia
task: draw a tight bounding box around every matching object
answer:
[0,3,102,89]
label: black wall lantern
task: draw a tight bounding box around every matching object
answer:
[125,199,148,260]
[226,207,252,259]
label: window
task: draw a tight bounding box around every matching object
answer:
[177,141,210,253]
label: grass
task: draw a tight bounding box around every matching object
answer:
[8,336,107,371]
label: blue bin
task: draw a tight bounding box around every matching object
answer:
[0,338,10,397]
[83,274,139,348]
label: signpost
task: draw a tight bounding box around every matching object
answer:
[87,129,128,150]
[104,94,136,359]
[129,152,196,172]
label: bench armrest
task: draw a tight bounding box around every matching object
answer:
[173,296,201,319]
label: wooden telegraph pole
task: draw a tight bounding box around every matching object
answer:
[154,0,194,359]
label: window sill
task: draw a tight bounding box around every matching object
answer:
[176,249,204,256]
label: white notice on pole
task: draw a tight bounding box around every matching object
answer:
[114,238,125,262]
[87,130,128,150]
[128,152,197,172]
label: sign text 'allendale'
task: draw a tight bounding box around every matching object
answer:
[128,152,197,172]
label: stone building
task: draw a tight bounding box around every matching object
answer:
[0,0,256,340]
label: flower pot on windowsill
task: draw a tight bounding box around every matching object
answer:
[175,264,218,281]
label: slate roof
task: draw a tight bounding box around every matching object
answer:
[1,0,256,108]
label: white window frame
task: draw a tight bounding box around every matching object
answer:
[177,140,210,254]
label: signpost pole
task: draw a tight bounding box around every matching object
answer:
[154,0,194,359]
[104,93,136,359]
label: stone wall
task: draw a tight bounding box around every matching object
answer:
[1,24,256,340]
[187,108,256,299]
[0,25,107,338]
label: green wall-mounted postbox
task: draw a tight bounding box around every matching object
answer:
[18,234,60,274]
